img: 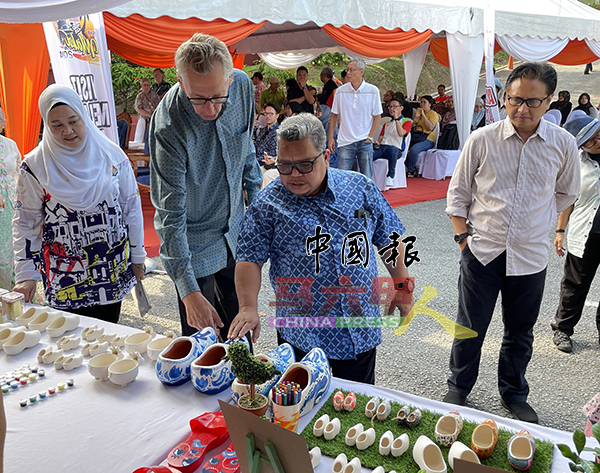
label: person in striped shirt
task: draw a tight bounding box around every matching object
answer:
[444,62,580,424]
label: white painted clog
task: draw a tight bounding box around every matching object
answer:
[89,341,109,357]
[97,333,117,344]
[343,457,361,473]
[313,414,329,437]
[63,354,84,371]
[57,334,80,351]
[3,330,41,355]
[111,335,126,348]
[28,310,61,332]
[84,326,104,341]
[448,441,480,469]
[413,435,447,473]
[0,326,26,350]
[379,430,394,455]
[42,348,63,364]
[46,314,80,338]
[391,433,410,457]
[323,417,341,441]
[356,427,376,451]
[309,446,321,468]
[345,423,364,447]
[332,453,347,473]
[15,306,46,326]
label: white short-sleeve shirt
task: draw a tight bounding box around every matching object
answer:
[331,81,383,147]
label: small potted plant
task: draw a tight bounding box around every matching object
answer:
[557,423,600,473]
[227,341,279,416]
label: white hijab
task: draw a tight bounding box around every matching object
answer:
[25,84,127,211]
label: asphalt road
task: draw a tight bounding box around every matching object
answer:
[118,61,600,434]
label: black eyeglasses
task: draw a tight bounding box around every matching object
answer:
[276,152,323,175]
[506,95,550,109]
[187,95,229,106]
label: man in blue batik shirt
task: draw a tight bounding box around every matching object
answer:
[228,114,414,384]
[150,33,262,337]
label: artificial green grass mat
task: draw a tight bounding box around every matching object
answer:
[301,389,554,473]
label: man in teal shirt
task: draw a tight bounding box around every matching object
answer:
[150,33,262,337]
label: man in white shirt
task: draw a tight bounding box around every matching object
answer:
[445,62,580,423]
[328,58,381,179]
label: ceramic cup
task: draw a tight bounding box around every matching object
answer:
[273,402,301,432]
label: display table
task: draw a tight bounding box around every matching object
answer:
[1,308,592,472]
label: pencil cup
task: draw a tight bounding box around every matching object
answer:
[272,401,301,432]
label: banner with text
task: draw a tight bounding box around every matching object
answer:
[43,13,118,143]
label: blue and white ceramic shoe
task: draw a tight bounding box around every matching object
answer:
[192,338,250,395]
[155,327,217,386]
[376,399,392,421]
[231,343,295,404]
[270,347,331,417]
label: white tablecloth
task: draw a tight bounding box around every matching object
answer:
[416,150,461,180]
[2,308,592,473]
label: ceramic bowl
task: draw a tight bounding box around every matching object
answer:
[124,326,155,354]
[146,331,175,361]
[88,348,123,381]
[108,352,144,387]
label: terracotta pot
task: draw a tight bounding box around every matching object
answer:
[238,393,269,417]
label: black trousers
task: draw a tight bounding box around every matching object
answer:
[62,301,122,324]
[447,247,546,403]
[552,233,600,337]
[277,332,376,385]
[176,248,250,348]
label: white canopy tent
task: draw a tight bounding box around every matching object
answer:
[4,0,600,149]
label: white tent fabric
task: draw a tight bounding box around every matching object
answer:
[0,0,130,23]
[447,32,484,149]
[403,41,430,101]
[496,35,570,62]
[259,47,386,70]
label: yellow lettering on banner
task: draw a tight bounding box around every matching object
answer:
[394,286,477,339]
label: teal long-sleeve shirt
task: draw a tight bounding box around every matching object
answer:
[149,69,262,299]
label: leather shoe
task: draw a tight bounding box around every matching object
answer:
[501,399,538,424]
[443,391,466,406]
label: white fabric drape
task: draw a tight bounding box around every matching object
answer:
[259,49,328,70]
[259,47,386,71]
[496,35,569,62]
[584,39,600,58]
[403,40,429,100]
[447,33,484,149]
[1,0,130,23]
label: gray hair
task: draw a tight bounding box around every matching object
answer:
[175,33,233,81]
[277,113,326,152]
[321,66,334,79]
[349,58,366,71]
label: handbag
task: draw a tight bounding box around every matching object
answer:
[410,129,431,144]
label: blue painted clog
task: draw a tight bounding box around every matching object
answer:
[192,338,250,395]
[155,327,216,386]
[270,347,331,417]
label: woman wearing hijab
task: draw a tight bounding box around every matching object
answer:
[12,85,146,323]
[0,109,21,288]
[573,93,596,118]
[471,98,486,132]
[549,90,572,125]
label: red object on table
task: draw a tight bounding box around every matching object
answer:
[167,411,230,473]
[200,444,240,473]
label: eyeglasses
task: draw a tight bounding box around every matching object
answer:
[276,152,323,175]
[263,112,276,116]
[187,95,229,106]
[506,95,550,109]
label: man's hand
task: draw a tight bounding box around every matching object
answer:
[229,307,261,343]
[328,137,336,153]
[13,280,37,303]
[387,277,415,319]
[554,233,566,257]
[182,291,224,334]
[132,263,145,282]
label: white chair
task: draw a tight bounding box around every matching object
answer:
[545,109,562,125]
[372,133,410,191]
[419,149,461,180]
[543,111,559,126]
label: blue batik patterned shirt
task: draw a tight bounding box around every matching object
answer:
[236,168,406,359]
[150,69,263,299]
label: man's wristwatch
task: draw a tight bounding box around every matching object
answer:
[454,232,470,243]
[556,229,565,233]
